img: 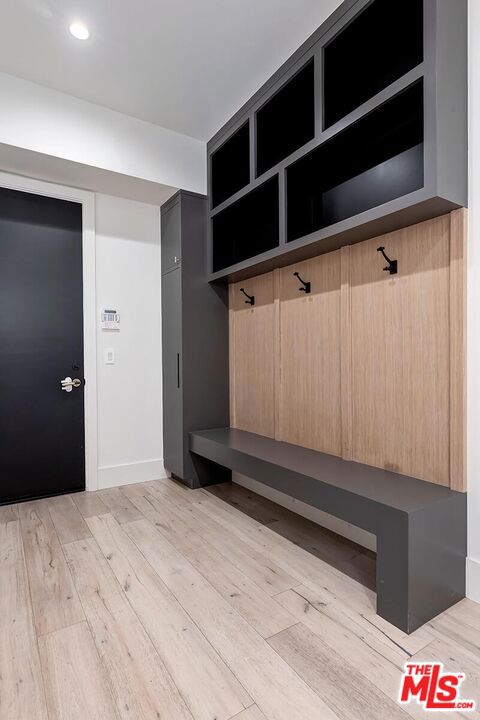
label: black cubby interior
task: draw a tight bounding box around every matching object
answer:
[323,0,423,129]
[212,177,279,272]
[287,81,424,243]
[211,122,250,208]
[256,59,315,177]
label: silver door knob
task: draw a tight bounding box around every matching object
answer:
[61,377,82,392]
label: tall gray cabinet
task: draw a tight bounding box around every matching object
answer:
[161,190,230,487]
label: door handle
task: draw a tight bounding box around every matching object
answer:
[177,354,180,389]
[61,376,82,392]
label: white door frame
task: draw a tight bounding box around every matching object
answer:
[0,171,98,491]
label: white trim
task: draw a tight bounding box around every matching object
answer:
[0,171,98,491]
[98,459,167,489]
[467,557,480,603]
[233,472,377,552]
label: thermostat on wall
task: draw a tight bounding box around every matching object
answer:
[101,307,120,330]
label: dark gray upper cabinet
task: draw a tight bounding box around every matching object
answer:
[161,191,230,487]
[287,80,424,242]
[207,0,467,282]
[161,197,182,273]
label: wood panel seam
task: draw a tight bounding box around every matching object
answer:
[341,246,353,461]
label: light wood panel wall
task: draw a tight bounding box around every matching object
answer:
[340,246,353,460]
[229,273,276,438]
[277,253,342,456]
[228,211,467,490]
[350,215,451,485]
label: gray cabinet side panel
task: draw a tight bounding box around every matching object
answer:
[434,0,468,206]
[181,194,229,482]
[161,266,184,478]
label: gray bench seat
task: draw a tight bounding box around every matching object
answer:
[189,427,466,633]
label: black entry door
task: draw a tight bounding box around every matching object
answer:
[0,187,85,504]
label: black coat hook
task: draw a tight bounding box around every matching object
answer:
[240,288,255,306]
[293,272,311,294]
[377,246,398,275]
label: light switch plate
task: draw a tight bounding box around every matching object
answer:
[105,348,115,365]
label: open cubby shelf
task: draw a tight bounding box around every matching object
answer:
[256,59,315,177]
[287,81,424,242]
[207,0,466,280]
[211,121,250,208]
[323,0,423,129]
[212,176,279,272]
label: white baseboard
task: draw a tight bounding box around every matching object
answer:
[467,557,480,603]
[97,459,167,489]
[233,472,376,552]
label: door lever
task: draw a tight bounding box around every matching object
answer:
[61,377,82,392]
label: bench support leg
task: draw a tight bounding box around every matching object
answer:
[376,492,467,633]
[186,454,231,489]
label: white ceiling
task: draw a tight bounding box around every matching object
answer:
[0,0,341,141]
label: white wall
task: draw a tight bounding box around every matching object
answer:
[0,72,206,194]
[467,0,480,602]
[95,194,165,488]
[0,142,177,207]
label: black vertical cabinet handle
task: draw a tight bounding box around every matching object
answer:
[177,353,180,389]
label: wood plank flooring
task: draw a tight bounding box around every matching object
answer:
[1,478,479,720]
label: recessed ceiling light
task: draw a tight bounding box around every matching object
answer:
[69,22,90,40]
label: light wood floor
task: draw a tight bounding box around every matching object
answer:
[1,478,479,720]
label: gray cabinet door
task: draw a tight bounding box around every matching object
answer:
[162,267,183,478]
[161,201,182,273]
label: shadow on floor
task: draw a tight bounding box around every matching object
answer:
[205,481,376,591]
